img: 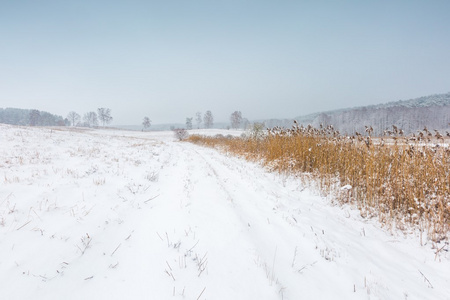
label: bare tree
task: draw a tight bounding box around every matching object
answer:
[242,118,250,129]
[195,112,202,129]
[186,117,193,130]
[203,110,214,129]
[83,111,98,127]
[97,108,113,126]
[67,111,80,126]
[29,109,40,126]
[142,116,151,131]
[230,111,243,129]
[173,128,189,141]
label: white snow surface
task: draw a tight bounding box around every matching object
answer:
[0,125,449,300]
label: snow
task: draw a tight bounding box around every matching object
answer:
[0,124,449,300]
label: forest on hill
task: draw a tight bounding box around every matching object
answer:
[0,108,66,126]
[292,92,450,135]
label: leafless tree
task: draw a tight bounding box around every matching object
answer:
[203,110,214,129]
[29,109,40,126]
[142,116,151,131]
[186,117,193,130]
[97,108,113,126]
[230,111,243,129]
[67,111,80,126]
[83,111,98,127]
[195,112,202,129]
[242,118,250,129]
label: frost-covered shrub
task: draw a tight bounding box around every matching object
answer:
[173,128,189,141]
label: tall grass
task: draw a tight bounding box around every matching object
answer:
[188,123,449,242]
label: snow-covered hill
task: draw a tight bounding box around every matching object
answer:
[295,92,450,121]
[293,92,450,135]
[0,125,449,299]
[371,92,450,109]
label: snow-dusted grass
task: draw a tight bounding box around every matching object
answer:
[1,124,449,300]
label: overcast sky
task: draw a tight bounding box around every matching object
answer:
[1,0,450,125]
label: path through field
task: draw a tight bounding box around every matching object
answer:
[0,125,449,299]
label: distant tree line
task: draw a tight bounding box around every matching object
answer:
[182,110,215,130]
[308,105,450,135]
[67,108,113,127]
[288,93,450,136]
[0,108,66,126]
[183,110,249,130]
[262,94,450,136]
[0,107,114,128]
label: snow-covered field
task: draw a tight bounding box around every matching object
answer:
[0,124,449,300]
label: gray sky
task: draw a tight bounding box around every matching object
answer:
[1,0,450,125]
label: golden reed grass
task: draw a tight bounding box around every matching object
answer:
[188,123,449,242]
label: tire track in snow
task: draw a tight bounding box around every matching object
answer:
[190,146,291,296]
[175,143,333,300]
[154,142,285,299]
[176,142,450,300]
[1,127,448,300]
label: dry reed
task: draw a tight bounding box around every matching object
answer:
[188,123,449,242]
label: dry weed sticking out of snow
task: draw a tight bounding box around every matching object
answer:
[0,124,449,300]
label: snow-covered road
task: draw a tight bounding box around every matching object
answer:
[0,125,449,299]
